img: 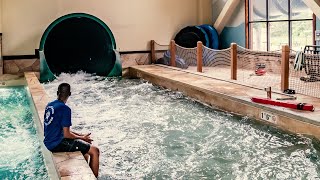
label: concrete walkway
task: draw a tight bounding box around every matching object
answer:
[129,65,320,139]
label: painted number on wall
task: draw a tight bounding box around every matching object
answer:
[260,111,278,123]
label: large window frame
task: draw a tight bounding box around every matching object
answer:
[245,0,316,51]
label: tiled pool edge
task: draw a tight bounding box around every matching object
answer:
[129,65,320,140]
[24,72,96,180]
[26,85,61,180]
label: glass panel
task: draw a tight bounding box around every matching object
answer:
[290,0,313,20]
[251,23,267,51]
[268,0,289,21]
[250,0,267,21]
[270,22,289,51]
[292,21,313,51]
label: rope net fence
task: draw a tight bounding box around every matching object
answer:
[202,46,231,67]
[236,45,282,91]
[175,44,197,66]
[175,44,232,80]
[289,51,320,98]
[152,40,320,98]
[153,41,169,61]
[201,46,231,80]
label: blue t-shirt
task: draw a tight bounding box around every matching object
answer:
[43,100,72,150]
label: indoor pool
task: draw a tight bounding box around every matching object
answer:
[43,72,320,179]
[0,86,49,179]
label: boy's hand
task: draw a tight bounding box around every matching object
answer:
[82,133,93,144]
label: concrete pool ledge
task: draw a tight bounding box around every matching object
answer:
[0,74,26,86]
[24,72,96,180]
[129,65,320,140]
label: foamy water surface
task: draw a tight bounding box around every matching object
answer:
[43,72,320,179]
[0,87,48,179]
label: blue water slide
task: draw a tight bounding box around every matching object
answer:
[174,26,210,48]
[198,25,219,49]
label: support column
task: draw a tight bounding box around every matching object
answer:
[281,45,290,91]
[197,41,203,72]
[0,33,2,75]
[170,40,176,67]
[231,43,237,80]
[150,40,156,64]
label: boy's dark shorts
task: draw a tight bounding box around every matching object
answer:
[51,138,90,155]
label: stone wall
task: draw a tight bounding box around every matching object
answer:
[3,59,39,75]
[121,53,151,69]
[121,53,151,77]
[3,53,151,76]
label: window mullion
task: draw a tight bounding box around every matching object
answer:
[266,0,269,51]
[288,0,292,48]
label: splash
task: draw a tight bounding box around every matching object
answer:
[0,87,48,179]
[43,72,320,179]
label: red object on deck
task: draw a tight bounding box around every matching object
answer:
[255,69,266,76]
[251,97,314,111]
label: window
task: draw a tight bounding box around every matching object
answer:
[247,0,314,51]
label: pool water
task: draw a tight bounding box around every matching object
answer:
[44,72,320,179]
[0,87,49,179]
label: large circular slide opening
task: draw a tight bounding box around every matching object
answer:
[40,13,119,78]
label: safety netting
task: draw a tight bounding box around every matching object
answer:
[289,51,320,98]
[175,44,232,80]
[154,39,320,98]
[176,44,198,66]
[236,46,282,91]
[202,46,231,67]
[154,41,169,61]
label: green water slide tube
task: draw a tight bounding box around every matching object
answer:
[39,13,122,82]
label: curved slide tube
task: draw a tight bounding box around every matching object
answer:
[174,25,219,49]
[174,26,210,48]
[40,51,56,82]
[40,49,122,83]
[198,25,219,49]
[39,13,122,82]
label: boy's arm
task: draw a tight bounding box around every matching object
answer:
[63,127,93,143]
[71,131,83,136]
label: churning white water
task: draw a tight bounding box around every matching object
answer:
[0,87,48,179]
[43,72,320,179]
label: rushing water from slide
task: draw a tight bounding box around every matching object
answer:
[43,72,320,179]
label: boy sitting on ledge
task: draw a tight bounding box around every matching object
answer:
[43,83,100,177]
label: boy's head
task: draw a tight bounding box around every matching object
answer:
[57,83,71,100]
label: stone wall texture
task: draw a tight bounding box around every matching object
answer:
[3,59,40,75]
[3,53,151,75]
[121,53,151,69]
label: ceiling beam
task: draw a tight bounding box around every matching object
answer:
[314,0,320,7]
[213,0,241,34]
[303,0,320,19]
